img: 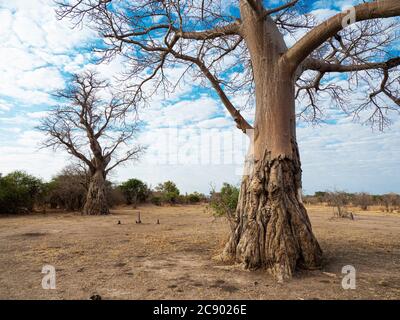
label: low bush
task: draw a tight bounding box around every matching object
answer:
[0,171,44,214]
[186,192,201,203]
[208,183,239,230]
[119,178,150,207]
[45,166,88,211]
[150,195,162,206]
[155,181,180,204]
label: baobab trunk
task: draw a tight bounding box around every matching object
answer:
[83,169,109,215]
[220,3,322,281]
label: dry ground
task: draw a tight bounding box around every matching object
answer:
[0,204,399,300]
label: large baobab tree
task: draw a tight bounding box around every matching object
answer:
[39,71,143,215]
[56,0,400,279]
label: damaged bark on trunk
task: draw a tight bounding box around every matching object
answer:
[83,169,109,215]
[221,148,322,281]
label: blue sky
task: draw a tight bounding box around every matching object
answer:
[0,0,399,195]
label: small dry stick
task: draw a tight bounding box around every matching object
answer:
[136,212,141,224]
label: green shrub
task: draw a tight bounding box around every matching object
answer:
[155,181,180,204]
[150,195,162,206]
[119,178,150,206]
[176,194,187,204]
[186,192,204,203]
[0,171,44,214]
[209,183,239,218]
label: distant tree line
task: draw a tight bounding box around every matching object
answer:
[2,170,399,216]
[206,185,400,223]
[0,166,207,215]
[303,191,400,213]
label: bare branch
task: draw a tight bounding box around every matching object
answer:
[285,0,400,69]
[167,48,253,132]
[38,71,142,176]
[105,145,145,175]
[263,0,299,18]
[175,20,242,40]
[304,56,400,73]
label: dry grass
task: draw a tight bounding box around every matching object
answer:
[0,204,399,300]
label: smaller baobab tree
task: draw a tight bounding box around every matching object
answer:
[38,71,143,215]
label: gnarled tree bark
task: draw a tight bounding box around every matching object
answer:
[221,149,322,281]
[83,169,109,215]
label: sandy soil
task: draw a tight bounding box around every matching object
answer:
[0,204,399,300]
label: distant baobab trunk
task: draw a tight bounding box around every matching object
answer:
[83,169,109,215]
[220,6,322,281]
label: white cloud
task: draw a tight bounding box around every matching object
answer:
[309,9,338,22]
[16,67,64,91]
[0,0,95,107]
[0,47,45,72]
[0,100,11,112]
[26,111,49,119]
[197,117,233,129]
[12,11,47,48]
[0,9,12,39]
[298,117,400,194]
